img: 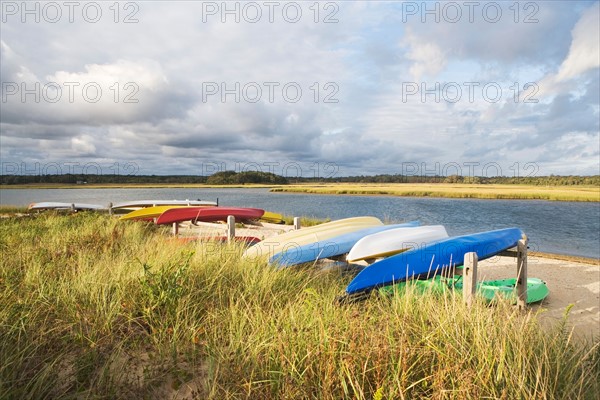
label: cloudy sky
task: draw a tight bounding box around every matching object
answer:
[1,1,599,178]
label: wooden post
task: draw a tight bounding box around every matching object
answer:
[227,215,235,243]
[463,252,478,307]
[71,203,76,212]
[293,217,301,230]
[172,222,179,236]
[108,202,113,216]
[516,237,528,310]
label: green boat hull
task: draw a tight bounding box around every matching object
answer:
[380,276,549,304]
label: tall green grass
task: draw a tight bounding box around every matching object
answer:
[1,213,598,399]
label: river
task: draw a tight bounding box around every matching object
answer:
[1,187,598,259]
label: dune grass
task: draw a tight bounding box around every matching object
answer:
[0,213,598,399]
[281,215,331,227]
[272,183,600,202]
[0,205,29,214]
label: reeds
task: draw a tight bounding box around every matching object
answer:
[1,213,598,399]
[271,183,600,202]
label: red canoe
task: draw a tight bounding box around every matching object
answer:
[156,207,265,225]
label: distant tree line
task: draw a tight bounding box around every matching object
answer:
[0,171,289,185]
[0,174,209,185]
[205,171,288,185]
[1,172,598,186]
[296,174,600,186]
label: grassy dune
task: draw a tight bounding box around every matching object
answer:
[1,213,598,398]
[271,183,600,202]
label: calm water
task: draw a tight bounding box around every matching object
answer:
[1,188,599,259]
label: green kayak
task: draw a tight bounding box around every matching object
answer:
[379,276,549,304]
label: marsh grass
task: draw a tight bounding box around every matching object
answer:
[1,213,598,399]
[272,183,600,202]
[0,205,29,214]
[281,215,330,227]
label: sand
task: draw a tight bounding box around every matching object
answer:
[475,255,599,339]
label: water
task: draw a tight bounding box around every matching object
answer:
[1,187,598,259]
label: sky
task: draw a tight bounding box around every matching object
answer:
[1,0,599,179]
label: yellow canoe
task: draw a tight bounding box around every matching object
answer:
[260,211,284,224]
[119,205,190,220]
[243,216,383,259]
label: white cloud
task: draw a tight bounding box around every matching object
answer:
[403,29,447,80]
[71,135,96,155]
[556,2,600,81]
[2,53,172,125]
[0,1,598,176]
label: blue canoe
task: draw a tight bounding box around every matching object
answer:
[345,227,524,295]
[270,221,420,267]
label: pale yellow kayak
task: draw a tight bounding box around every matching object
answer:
[119,205,190,220]
[243,216,383,259]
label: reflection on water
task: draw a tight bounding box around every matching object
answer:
[1,187,598,259]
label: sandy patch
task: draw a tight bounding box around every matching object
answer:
[475,256,599,339]
[176,220,294,240]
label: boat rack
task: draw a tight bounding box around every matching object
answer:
[445,235,529,310]
[171,216,302,241]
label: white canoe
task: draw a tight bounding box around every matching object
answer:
[243,216,383,259]
[110,199,217,209]
[28,202,106,211]
[346,225,449,262]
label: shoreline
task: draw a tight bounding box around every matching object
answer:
[2,182,598,202]
[529,251,599,265]
[1,210,598,262]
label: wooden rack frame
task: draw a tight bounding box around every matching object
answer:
[449,236,529,309]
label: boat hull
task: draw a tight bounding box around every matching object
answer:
[156,207,264,225]
[347,225,449,262]
[243,217,383,259]
[346,228,524,295]
[28,202,106,211]
[271,221,420,267]
[380,276,549,304]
